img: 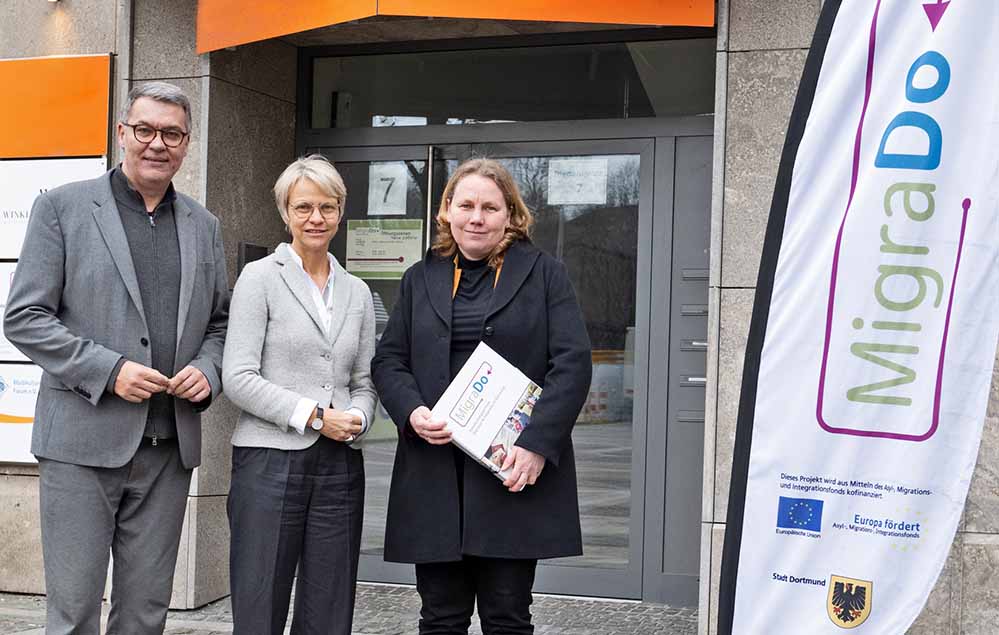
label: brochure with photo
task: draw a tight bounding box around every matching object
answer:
[431,342,542,482]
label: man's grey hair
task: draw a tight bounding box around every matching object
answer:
[119,82,193,132]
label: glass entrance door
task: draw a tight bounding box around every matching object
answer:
[314,124,712,603]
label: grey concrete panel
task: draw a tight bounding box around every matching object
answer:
[959,535,999,634]
[205,78,295,288]
[707,523,725,635]
[721,49,806,288]
[709,51,727,289]
[966,413,999,533]
[155,77,207,205]
[131,0,202,80]
[716,0,729,52]
[191,496,230,607]
[907,533,963,634]
[713,288,753,523]
[210,39,297,104]
[702,286,720,523]
[0,475,44,594]
[189,395,239,497]
[170,495,229,609]
[728,0,820,52]
[0,0,116,59]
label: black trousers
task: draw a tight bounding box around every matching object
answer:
[228,436,364,635]
[415,556,538,635]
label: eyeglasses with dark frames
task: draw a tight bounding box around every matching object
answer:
[121,122,190,148]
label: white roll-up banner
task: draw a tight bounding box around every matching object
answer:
[719,1,999,633]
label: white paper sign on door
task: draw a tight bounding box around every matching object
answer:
[367,162,410,216]
[0,157,108,258]
[547,158,608,205]
[0,364,41,463]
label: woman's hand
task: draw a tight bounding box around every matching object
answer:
[408,406,451,445]
[317,408,363,442]
[501,446,545,493]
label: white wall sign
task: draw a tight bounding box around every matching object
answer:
[0,262,27,362]
[0,364,41,463]
[547,158,608,205]
[0,157,107,258]
[346,219,423,279]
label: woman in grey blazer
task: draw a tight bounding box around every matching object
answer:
[222,155,376,635]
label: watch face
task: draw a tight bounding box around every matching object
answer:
[311,418,324,431]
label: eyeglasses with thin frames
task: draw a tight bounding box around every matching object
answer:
[121,123,189,148]
[289,201,341,219]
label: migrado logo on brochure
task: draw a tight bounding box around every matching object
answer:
[448,362,493,428]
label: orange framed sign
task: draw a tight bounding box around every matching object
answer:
[0,54,112,159]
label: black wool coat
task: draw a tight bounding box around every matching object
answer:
[372,240,592,563]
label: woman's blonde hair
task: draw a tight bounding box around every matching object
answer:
[273,154,346,225]
[432,158,534,268]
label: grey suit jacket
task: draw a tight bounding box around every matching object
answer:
[223,243,377,451]
[2,171,229,469]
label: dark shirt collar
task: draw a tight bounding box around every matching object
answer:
[457,251,489,270]
[111,165,177,215]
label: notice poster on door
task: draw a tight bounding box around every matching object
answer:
[0,262,27,362]
[547,158,608,205]
[346,219,423,279]
[367,162,410,216]
[0,157,108,258]
[0,363,41,463]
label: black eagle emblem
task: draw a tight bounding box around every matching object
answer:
[832,581,867,624]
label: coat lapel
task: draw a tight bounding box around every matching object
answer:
[487,240,540,318]
[424,252,454,327]
[275,243,328,336]
[174,196,197,346]
[91,176,148,328]
[327,256,353,345]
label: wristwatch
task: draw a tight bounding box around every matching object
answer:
[310,406,325,431]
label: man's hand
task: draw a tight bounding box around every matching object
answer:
[168,365,211,403]
[114,361,170,403]
[409,406,451,445]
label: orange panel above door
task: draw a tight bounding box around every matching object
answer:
[196,0,714,53]
[0,54,111,159]
[379,0,714,28]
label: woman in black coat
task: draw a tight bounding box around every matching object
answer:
[372,158,592,634]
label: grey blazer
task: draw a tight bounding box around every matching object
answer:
[2,171,229,469]
[222,243,377,451]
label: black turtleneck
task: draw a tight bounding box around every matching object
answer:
[449,252,494,380]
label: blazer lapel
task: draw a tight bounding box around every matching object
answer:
[327,256,353,345]
[275,244,327,335]
[174,196,197,345]
[424,252,453,327]
[91,177,147,328]
[487,240,540,318]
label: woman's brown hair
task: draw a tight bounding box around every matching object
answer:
[432,158,534,269]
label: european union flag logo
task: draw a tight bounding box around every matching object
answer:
[776,496,824,532]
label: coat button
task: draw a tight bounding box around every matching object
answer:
[140,337,149,347]
[323,383,332,391]
[484,326,495,337]
[323,353,332,361]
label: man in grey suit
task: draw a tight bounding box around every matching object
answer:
[3,82,229,635]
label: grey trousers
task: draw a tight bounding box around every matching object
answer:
[228,435,364,635]
[37,439,193,635]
